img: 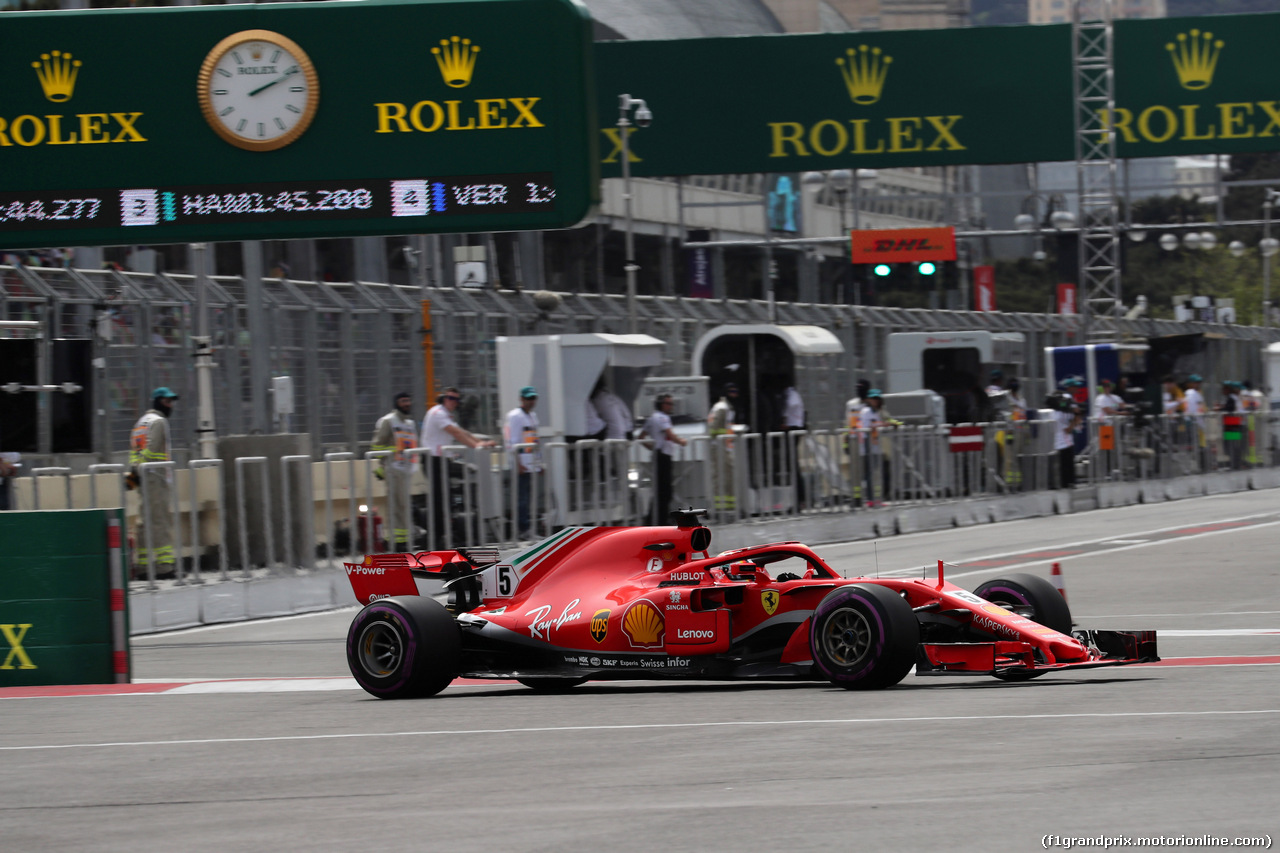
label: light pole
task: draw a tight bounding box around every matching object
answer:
[618,94,652,334]
[1263,190,1280,340]
[191,242,218,459]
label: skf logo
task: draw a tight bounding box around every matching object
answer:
[1,624,36,670]
[432,36,479,88]
[32,50,81,102]
[761,590,780,616]
[621,600,664,649]
[590,609,610,643]
[1167,29,1222,91]
[837,45,891,105]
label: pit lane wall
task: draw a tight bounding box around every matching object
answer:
[0,509,130,685]
[116,467,1280,634]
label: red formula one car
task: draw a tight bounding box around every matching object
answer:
[344,511,1157,699]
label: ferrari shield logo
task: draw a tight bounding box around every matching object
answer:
[761,590,780,616]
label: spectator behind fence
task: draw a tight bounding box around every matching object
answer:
[504,385,542,540]
[857,389,888,507]
[780,384,807,509]
[1093,378,1123,422]
[1051,391,1080,489]
[639,393,686,525]
[592,380,632,441]
[1162,375,1186,416]
[370,391,418,550]
[420,386,494,548]
[707,383,739,513]
[130,387,178,579]
[1183,374,1207,420]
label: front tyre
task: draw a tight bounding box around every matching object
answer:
[809,584,919,690]
[974,573,1073,634]
[347,597,460,699]
[974,573,1073,682]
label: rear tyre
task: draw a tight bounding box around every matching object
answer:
[809,584,919,690]
[516,677,588,692]
[974,573,1073,682]
[347,596,460,699]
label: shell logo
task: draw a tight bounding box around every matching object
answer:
[981,604,1012,617]
[622,600,665,648]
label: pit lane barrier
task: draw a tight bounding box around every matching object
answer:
[5,413,1279,633]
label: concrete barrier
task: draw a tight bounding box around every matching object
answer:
[123,473,1280,634]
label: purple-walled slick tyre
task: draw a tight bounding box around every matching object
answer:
[346,596,460,699]
[809,584,919,690]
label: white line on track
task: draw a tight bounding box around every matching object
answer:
[2,708,1275,752]
[885,518,1280,582]
[132,606,362,638]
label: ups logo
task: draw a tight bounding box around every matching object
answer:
[590,609,610,643]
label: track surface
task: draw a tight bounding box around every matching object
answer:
[4,491,1278,852]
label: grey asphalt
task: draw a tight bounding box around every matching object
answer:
[3,491,1278,852]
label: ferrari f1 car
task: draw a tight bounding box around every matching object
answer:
[344,511,1157,698]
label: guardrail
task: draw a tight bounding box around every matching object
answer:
[4,412,1274,581]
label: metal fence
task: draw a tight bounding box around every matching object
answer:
[11,411,1274,586]
[2,261,1275,461]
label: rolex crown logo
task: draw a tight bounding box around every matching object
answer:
[250,44,264,61]
[432,36,480,88]
[1166,29,1223,91]
[31,50,82,103]
[837,45,892,105]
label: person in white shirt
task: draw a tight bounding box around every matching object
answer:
[1092,378,1124,422]
[857,390,887,506]
[1182,374,1206,420]
[593,384,632,441]
[504,386,541,539]
[781,385,807,508]
[420,386,495,548]
[639,394,687,525]
[1052,393,1079,488]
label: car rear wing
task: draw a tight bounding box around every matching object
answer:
[344,548,501,605]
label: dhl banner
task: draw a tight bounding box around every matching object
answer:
[850,227,956,265]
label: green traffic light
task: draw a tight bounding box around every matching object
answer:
[873,264,891,276]
[918,261,937,275]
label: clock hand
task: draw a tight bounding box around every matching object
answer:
[247,65,299,97]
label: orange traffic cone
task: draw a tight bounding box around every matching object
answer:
[1050,561,1067,603]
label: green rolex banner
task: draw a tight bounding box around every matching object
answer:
[1110,13,1280,158]
[595,13,1280,179]
[596,25,1076,178]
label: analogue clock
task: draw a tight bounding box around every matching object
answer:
[198,30,319,152]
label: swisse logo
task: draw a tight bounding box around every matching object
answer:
[675,629,714,640]
[346,566,387,575]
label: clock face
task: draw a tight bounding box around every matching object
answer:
[198,30,319,152]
